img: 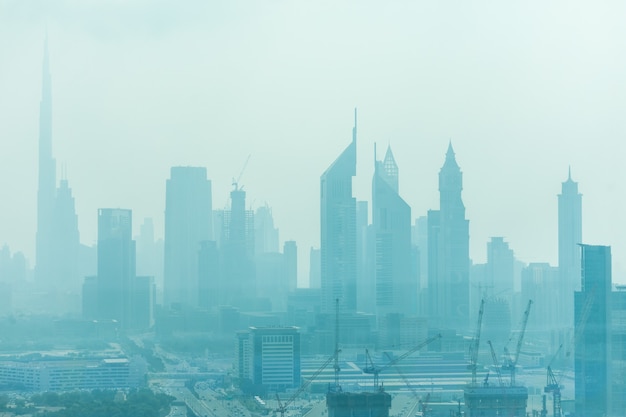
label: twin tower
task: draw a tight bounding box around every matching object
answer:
[320,110,470,329]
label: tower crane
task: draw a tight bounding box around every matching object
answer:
[363,334,442,390]
[544,286,596,417]
[275,348,340,417]
[468,299,485,386]
[486,340,504,387]
[502,299,532,386]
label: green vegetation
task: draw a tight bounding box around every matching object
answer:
[30,388,174,417]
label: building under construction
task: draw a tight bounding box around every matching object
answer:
[464,385,528,417]
[327,391,392,417]
[463,300,532,417]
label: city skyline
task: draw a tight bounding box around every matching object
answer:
[1,2,626,285]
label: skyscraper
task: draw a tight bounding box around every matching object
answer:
[34,39,81,299]
[575,244,612,417]
[35,38,57,285]
[372,145,415,317]
[220,187,255,306]
[163,167,212,308]
[558,168,582,327]
[96,208,135,327]
[428,143,470,329]
[50,179,80,291]
[320,111,357,313]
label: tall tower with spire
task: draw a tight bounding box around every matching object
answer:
[428,143,470,330]
[35,37,57,285]
[320,110,357,313]
[372,145,415,317]
[558,167,582,327]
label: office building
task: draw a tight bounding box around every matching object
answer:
[574,244,612,417]
[428,143,470,330]
[372,145,415,317]
[164,166,212,308]
[236,326,301,392]
[320,111,357,313]
[82,209,154,330]
[558,168,582,328]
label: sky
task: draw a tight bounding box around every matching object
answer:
[1,1,625,285]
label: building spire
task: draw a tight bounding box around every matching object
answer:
[352,107,357,143]
[568,165,572,181]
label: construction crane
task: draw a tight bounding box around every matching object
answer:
[486,340,504,387]
[468,299,485,386]
[232,154,251,191]
[544,287,596,417]
[275,348,340,417]
[502,299,532,386]
[418,392,431,417]
[363,334,442,389]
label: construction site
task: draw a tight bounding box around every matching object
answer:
[272,298,584,417]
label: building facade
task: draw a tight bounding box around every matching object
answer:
[574,244,612,417]
[372,145,415,318]
[558,168,582,328]
[428,143,470,330]
[320,111,357,314]
[163,166,212,308]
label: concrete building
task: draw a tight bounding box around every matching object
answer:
[372,145,415,318]
[320,110,357,314]
[326,391,391,417]
[0,357,146,391]
[163,166,212,308]
[575,244,612,417]
[236,326,301,392]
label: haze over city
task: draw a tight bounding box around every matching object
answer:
[1,1,626,284]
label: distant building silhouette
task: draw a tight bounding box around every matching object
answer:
[283,240,297,292]
[320,110,357,313]
[428,143,470,330]
[309,247,321,288]
[356,200,374,314]
[34,38,56,286]
[575,244,612,417]
[372,145,415,317]
[163,167,212,308]
[558,168,582,328]
[83,209,154,330]
[254,204,279,255]
[34,39,82,299]
[486,237,514,298]
[220,187,255,306]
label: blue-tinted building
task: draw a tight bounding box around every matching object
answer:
[575,244,612,417]
[372,145,415,317]
[320,111,357,313]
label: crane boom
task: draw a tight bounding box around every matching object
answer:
[275,349,340,417]
[379,334,442,373]
[487,340,504,387]
[468,299,485,385]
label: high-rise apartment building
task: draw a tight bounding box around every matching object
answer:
[428,143,470,330]
[163,167,212,308]
[575,244,612,417]
[320,111,357,313]
[372,145,415,317]
[558,168,582,327]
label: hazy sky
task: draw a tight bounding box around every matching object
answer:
[1,1,625,285]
